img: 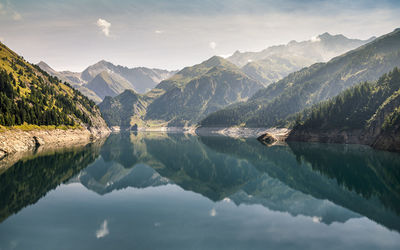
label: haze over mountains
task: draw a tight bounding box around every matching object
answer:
[38,60,176,103]
[99,56,264,128]
[97,32,378,129]
[201,28,400,129]
[14,27,400,152]
[227,32,375,85]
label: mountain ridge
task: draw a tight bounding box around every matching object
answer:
[38,60,176,102]
[99,56,265,128]
[200,28,400,128]
[227,32,375,86]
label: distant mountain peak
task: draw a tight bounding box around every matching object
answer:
[37,61,58,75]
[37,61,50,67]
[203,55,225,65]
[121,89,138,96]
[318,32,333,39]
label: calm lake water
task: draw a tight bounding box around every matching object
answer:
[1,133,400,250]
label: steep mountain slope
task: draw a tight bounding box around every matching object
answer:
[287,68,400,152]
[37,61,84,85]
[145,56,264,126]
[228,33,375,85]
[85,71,133,100]
[98,89,148,128]
[0,42,108,132]
[200,28,400,128]
[38,60,176,102]
[99,56,265,128]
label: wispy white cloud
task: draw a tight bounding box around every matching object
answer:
[312,216,322,223]
[96,18,111,37]
[155,30,164,34]
[0,3,5,15]
[12,12,21,21]
[0,2,22,20]
[210,208,217,217]
[96,220,109,238]
[310,35,321,42]
[209,41,217,49]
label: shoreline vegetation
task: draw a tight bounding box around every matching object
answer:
[0,123,81,132]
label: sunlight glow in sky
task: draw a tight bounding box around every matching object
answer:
[0,0,399,71]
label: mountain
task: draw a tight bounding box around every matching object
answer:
[200,28,400,128]
[287,67,400,152]
[228,33,375,85]
[99,56,265,128]
[37,60,176,102]
[85,71,133,100]
[98,89,148,128]
[80,60,176,93]
[0,42,108,130]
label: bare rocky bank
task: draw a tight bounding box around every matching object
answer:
[0,127,110,160]
[286,129,400,152]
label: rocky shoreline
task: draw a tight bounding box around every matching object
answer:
[286,129,400,153]
[0,127,110,162]
[195,127,290,139]
[111,125,291,139]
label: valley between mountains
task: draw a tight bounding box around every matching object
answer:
[1,29,400,156]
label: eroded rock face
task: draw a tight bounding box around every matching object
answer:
[0,128,110,160]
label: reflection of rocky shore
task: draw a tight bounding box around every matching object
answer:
[74,133,369,226]
[0,139,105,223]
[0,130,109,170]
[2,132,400,232]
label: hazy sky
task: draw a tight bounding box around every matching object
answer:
[0,0,399,71]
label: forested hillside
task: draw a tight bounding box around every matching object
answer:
[200,28,400,128]
[0,42,105,128]
[288,68,400,151]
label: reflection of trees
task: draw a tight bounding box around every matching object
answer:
[0,142,103,222]
[200,136,400,232]
[287,142,400,215]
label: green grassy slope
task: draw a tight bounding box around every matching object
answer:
[0,42,102,128]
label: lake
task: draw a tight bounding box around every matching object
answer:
[1,132,400,250]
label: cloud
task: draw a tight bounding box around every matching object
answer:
[218,53,233,58]
[312,216,322,223]
[209,208,217,217]
[96,18,111,37]
[0,2,21,20]
[0,3,4,15]
[96,220,109,238]
[209,41,217,49]
[155,30,164,34]
[12,12,21,21]
[311,35,321,42]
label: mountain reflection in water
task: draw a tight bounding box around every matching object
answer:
[0,133,399,250]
